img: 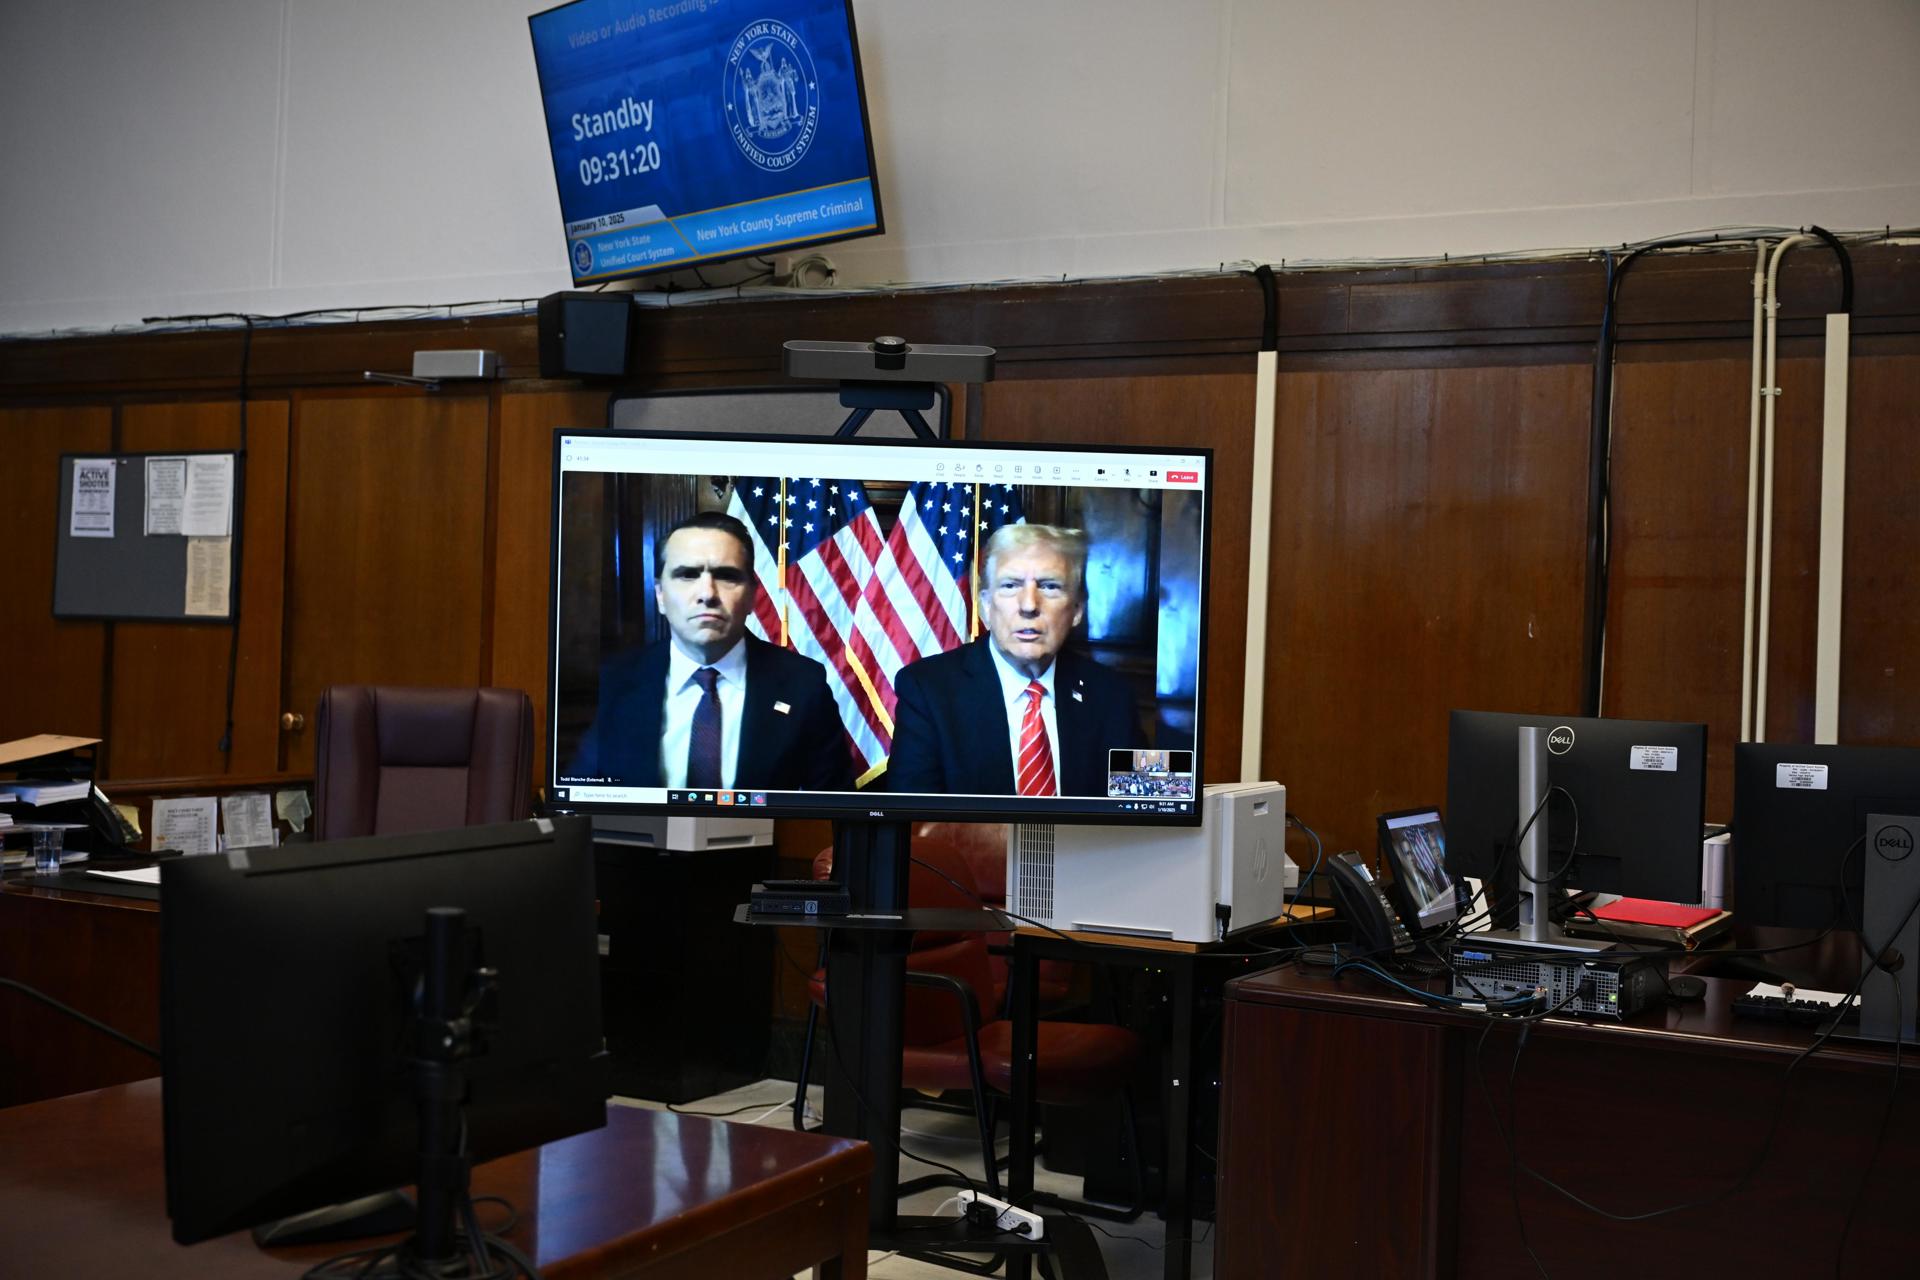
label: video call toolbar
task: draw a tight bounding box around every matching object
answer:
[557,437,1207,490]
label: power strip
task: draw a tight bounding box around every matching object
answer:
[933,1192,1045,1241]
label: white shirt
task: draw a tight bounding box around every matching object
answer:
[660,636,748,789]
[986,643,1061,791]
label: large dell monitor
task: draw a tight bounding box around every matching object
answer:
[547,430,1212,827]
[528,0,882,284]
[1445,711,1709,921]
[1732,743,1920,931]
[160,818,608,1250]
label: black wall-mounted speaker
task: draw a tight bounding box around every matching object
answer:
[537,292,633,379]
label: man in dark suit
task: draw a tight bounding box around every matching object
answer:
[888,523,1140,797]
[568,512,852,792]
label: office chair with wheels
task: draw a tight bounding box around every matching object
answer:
[312,686,535,841]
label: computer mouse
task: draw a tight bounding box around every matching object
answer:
[1667,975,1706,1001]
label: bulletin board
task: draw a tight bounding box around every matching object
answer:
[52,451,238,621]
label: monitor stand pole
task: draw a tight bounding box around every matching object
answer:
[407,906,479,1269]
[813,354,939,1223]
[821,819,913,1230]
[250,908,506,1266]
[818,823,1075,1274]
[1845,812,1920,1046]
[796,343,1074,1270]
[1484,727,1610,955]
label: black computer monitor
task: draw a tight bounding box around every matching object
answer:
[1732,743,1920,930]
[1445,711,1708,907]
[160,817,608,1247]
[547,430,1213,827]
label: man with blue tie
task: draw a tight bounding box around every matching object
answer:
[887,524,1141,798]
[569,512,852,792]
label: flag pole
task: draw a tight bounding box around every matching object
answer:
[969,482,981,639]
[777,478,789,646]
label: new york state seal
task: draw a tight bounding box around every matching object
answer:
[723,19,820,172]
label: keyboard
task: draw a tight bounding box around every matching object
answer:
[1731,994,1853,1027]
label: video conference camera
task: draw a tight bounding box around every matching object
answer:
[783,337,996,384]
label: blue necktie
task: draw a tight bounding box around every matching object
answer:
[687,667,723,789]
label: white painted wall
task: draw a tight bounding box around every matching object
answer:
[4,0,1917,336]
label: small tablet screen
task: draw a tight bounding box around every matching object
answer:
[1379,808,1460,930]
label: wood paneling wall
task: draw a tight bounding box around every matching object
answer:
[110,401,288,778]
[490,391,610,779]
[1835,351,1920,742]
[1607,345,1920,822]
[281,393,492,773]
[0,406,111,746]
[1262,357,1592,841]
[2,247,1916,879]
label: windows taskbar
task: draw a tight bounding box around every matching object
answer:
[552,784,1197,822]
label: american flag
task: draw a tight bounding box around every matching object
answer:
[725,477,1025,786]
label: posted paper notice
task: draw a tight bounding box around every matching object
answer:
[71,458,116,538]
[184,537,231,617]
[276,788,313,834]
[151,796,218,855]
[220,792,275,850]
[145,456,187,535]
[181,454,235,537]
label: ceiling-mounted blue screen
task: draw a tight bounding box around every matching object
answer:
[528,0,883,283]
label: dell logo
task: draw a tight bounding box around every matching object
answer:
[1547,726,1576,755]
[1876,825,1914,861]
[868,810,886,819]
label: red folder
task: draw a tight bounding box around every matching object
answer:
[1589,897,1721,929]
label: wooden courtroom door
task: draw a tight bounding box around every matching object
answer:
[278,391,492,773]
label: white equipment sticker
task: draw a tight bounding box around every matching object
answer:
[1631,746,1679,772]
[1777,763,1830,790]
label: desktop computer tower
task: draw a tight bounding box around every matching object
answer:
[1007,783,1288,943]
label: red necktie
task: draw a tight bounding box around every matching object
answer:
[1016,680,1057,797]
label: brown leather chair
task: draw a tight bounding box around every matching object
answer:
[312,686,535,841]
[905,821,1078,1012]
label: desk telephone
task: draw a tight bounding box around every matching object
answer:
[1324,808,1475,959]
[1324,852,1416,957]
[84,785,141,850]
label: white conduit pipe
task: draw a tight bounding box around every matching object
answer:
[1813,311,1850,745]
[1754,234,1815,744]
[1241,348,1278,782]
[1739,241,1769,743]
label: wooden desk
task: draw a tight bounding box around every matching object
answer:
[1,1079,872,1278]
[1216,964,1919,1279]
[0,876,160,1106]
[1005,909,1335,1280]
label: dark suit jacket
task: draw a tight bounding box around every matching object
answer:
[886,641,1141,797]
[568,634,853,792]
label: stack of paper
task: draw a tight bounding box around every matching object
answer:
[0,779,90,805]
[87,866,162,887]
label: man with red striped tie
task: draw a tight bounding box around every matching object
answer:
[887,524,1141,798]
